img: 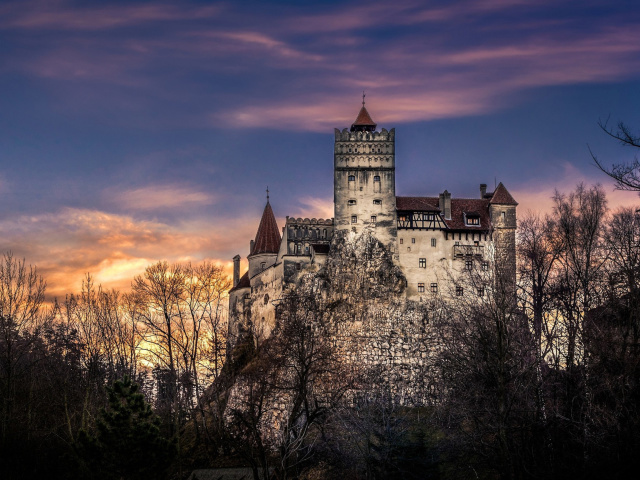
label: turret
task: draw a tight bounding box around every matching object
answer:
[248,198,281,279]
[489,182,518,285]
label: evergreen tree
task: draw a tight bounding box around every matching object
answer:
[76,376,175,480]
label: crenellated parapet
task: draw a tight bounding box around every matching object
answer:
[285,216,334,256]
[334,127,395,142]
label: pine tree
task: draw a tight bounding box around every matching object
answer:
[76,375,175,480]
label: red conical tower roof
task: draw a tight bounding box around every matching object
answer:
[250,200,281,255]
[350,93,377,132]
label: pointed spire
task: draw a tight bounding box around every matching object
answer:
[250,200,281,256]
[350,93,377,132]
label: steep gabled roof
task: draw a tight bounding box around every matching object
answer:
[351,106,377,132]
[250,201,281,256]
[229,271,249,293]
[490,182,518,206]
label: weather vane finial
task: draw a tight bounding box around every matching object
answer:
[362,90,366,106]
[266,186,270,202]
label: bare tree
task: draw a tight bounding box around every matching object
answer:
[434,246,542,480]
[0,253,47,446]
[591,118,640,192]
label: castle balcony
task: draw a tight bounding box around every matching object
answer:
[453,244,484,259]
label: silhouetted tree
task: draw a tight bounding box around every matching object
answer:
[76,375,175,480]
[592,118,640,192]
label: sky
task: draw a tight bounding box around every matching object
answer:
[1,0,640,299]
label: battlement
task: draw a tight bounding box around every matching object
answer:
[286,217,334,226]
[334,127,395,142]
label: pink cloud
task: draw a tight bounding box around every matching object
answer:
[106,184,216,211]
[0,1,221,30]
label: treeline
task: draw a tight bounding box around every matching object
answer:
[1,182,640,479]
[0,257,230,479]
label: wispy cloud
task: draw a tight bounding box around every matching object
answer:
[0,1,221,30]
[106,184,216,211]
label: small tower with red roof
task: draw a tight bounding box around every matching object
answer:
[247,195,282,279]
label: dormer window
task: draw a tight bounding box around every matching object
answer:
[464,212,481,226]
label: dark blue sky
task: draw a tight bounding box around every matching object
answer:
[1,0,639,296]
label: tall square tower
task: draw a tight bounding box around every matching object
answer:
[334,103,397,248]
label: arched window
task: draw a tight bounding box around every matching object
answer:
[348,175,355,181]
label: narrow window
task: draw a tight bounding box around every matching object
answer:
[374,175,380,182]
[456,286,464,296]
[351,215,357,224]
[348,175,355,181]
[373,199,382,205]
[296,263,301,271]
[400,238,404,244]
[260,262,266,271]
[377,148,381,153]
[465,259,473,270]
[482,261,489,271]
[323,229,327,238]
[411,238,416,244]
[477,287,484,297]
[305,246,309,254]
[264,294,269,305]
[419,258,426,268]
[431,238,436,247]
[418,283,425,293]
[354,148,358,153]
[430,283,438,293]
[370,215,377,224]
[348,148,352,153]
[501,211,506,221]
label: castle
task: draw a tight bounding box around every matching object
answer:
[228,102,517,344]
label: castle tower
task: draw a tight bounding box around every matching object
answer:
[247,198,281,279]
[334,99,397,248]
[488,182,518,284]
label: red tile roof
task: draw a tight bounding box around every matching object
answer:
[250,201,281,255]
[229,270,249,293]
[490,182,518,205]
[351,106,377,131]
[396,196,441,211]
[448,198,491,230]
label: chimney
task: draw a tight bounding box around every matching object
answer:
[439,190,452,220]
[249,240,255,254]
[233,255,241,287]
[480,184,487,198]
